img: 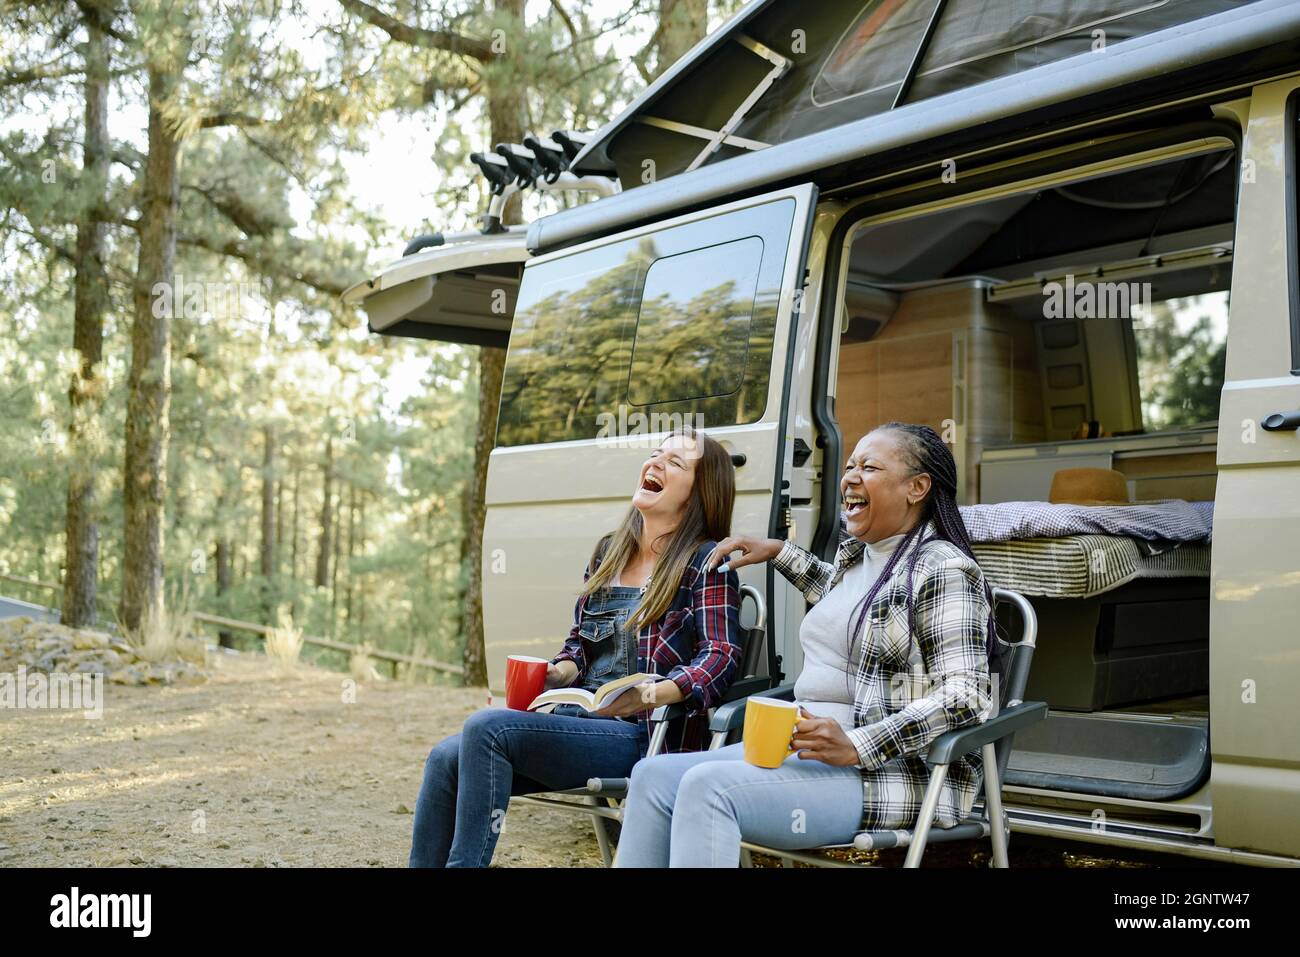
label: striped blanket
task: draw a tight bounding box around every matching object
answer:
[971,534,1211,599]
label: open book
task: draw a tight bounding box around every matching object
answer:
[529,673,660,713]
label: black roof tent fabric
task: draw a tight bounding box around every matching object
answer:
[537,0,1299,255]
[587,0,1260,186]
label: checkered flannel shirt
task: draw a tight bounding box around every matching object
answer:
[774,519,994,830]
[552,540,742,752]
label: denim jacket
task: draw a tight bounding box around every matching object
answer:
[551,539,743,752]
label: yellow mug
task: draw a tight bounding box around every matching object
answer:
[743,697,802,768]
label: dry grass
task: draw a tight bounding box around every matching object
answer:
[349,641,383,683]
[264,612,304,670]
[121,601,194,663]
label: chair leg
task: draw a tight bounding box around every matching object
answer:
[739,848,754,868]
[902,763,949,868]
[982,743,1010,868]
[648,720,670,757]
[587,797,615,867]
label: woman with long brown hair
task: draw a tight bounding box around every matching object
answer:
[409,426,743,867]
[615,422,995,867]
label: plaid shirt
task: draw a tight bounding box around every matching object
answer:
[775,518,993,831]
[552,540,742,752]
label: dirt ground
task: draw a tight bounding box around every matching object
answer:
[0,652,607,868]
[0,647,1236,869]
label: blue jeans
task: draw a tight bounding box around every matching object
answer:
[614,743,865,867]
[409,706,646,867]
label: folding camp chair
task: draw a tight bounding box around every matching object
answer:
[707,586,1045,868]
[510,583,772,866]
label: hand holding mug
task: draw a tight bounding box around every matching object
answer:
[545,660,578,689]
[792,708,860,766]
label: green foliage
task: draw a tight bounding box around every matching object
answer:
[1134,294,1229,431]
[0,0,722,679]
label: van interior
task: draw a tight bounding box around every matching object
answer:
[831,141,1235,828]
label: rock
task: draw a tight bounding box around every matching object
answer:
[175,636,209,666]
[72,631,111,650]
[0,618,210,685]
[36,637,70,656]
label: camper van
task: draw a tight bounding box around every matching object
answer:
[345,0,1300,865]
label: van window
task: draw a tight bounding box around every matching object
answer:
[1133,292,1229,431]
[496,199,796,446]
[627,237,763,406]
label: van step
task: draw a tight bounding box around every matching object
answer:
[1005,710,1209,800]
[996,804,1208,842]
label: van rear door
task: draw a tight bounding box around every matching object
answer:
[482,184,819,690]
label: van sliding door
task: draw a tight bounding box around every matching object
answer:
[482,184,819,691]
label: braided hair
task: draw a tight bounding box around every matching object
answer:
[845,423,999,667]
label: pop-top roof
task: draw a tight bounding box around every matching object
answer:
[572,0,1263,185]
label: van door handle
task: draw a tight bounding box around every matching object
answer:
[730,452,747,467]
[1261,410,1300,431]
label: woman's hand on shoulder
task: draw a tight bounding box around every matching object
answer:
[706,535,783,573]
[792,708,860,767]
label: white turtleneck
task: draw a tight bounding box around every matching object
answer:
[792,531,907,730]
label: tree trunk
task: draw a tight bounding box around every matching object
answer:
[314,435,333,588]
[260,425,275,618]
[655,0,709,78]
[459,347,506,686]
[289,462,299,574]
[345,483,357,625]
[330,481,344,633]
[424,506,434,582]
[120,66,180,633]
[214,538,233,648]
[458,0,524,686]
[275,474,286,577]
[357,492,367,642]
[62,16,110,629]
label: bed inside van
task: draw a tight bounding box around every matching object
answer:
[828,131,1235,827]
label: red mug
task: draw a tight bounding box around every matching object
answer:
[505,655,550,711]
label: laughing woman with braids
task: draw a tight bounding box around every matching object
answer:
[614,422,996,868]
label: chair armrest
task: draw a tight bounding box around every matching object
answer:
[721,675,775,703]
[650,701,690,723]
[924,701,1048,767]
[708,682,797,736]
[649,676,773,724]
